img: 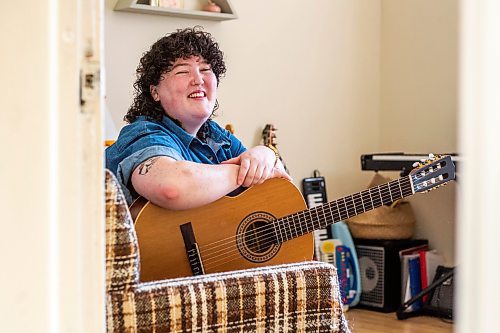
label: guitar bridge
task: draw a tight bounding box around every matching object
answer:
[180,222,205,276]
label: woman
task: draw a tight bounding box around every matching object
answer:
[106,27,290,210]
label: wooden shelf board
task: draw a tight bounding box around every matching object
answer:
[114,0,237,21]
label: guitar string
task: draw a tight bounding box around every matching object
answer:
[203,184,416,270]
[199,160,442,258]
[199,181,414,268]
[201,188,416,271]
[203,185,414,269]
[199,180,413,259]
[204,184,416,270]
[198,179,412,259]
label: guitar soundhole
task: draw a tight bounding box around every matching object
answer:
[244,221,273,253]
[237,211,281,263]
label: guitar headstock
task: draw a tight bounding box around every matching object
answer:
[262,124,278,147]
[410,155,455,193]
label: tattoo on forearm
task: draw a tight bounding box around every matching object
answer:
[138,157,159,175]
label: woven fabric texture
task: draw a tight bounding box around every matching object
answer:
[105,170,350,332]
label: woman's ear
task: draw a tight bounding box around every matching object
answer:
[150,85,159,101]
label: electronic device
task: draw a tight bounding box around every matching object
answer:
[330,222,361,307]
[301,170,330,260]
[335,245,358,306]
[361,153,459,176]
[354,238,428,312]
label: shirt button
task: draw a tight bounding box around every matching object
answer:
[209,156,214,161]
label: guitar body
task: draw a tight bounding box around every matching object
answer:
[134,178,314,281]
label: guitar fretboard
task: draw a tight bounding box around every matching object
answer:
[272,176,413,243]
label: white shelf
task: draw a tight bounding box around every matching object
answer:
[114,0,237,21]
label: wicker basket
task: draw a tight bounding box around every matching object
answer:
[346,173,416,239]
[346,201,416,239]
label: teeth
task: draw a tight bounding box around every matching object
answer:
[189,92,205,98]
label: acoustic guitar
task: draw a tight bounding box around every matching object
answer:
[133,155,455,281]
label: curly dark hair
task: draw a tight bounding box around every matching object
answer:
[124,26,226,137]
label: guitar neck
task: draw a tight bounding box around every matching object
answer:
[273,176,413,243]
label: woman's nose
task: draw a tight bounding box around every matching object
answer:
[191,70,204,85]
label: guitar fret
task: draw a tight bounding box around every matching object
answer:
[305,210,312,233]
[281,217,288,242]
[286,216,292,240]
[315,208,322,229]
[397,179,403,197]
[284,215,291,241]
[341,198,348,218]
[355,192,365,213]
[296,210,309,236]
[369,188,379,207]
[326,206,333,227]
[309,209,316,230]
[335,201,342,220]
[314,207,323,229]
[309,210,316,232]
[326,205,334,226]
[388,182,396,201]
[349,195,356,216]
[272,220,279,243]
[361,190,372,211]
[307,209,315,233]
[377,186,384,206]
[276,218,283,243]
[339,199,347,220]
[297,211,304,236]
[389,181,401,201]
[343,197,350,217]
[379,184,392,205]
[368,188,375,208]
[404,176,414,196]
[292,214,299,239]
[316,207,322,229]
[345,196,352,217]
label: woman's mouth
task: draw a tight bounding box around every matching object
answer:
[188,91,206,98]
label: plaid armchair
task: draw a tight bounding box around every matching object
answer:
[105,170,350,332]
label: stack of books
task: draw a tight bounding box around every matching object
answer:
[400,244,444,312]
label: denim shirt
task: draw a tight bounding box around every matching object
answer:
[105,115,246,204]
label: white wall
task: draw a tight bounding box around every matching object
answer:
[105,0,380,199]
[380,0,458,264]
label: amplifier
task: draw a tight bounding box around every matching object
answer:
[354,238,428,312]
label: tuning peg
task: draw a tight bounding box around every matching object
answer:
[413,161,421,168]
[429,153,435,159]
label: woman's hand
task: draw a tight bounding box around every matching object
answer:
[221,146,292,187]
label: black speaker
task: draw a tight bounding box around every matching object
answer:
[354,238,428,312]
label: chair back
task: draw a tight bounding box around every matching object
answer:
[105,169,140,292]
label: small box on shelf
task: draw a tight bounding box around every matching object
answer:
[114,0,237,21]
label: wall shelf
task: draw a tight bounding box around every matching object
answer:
[114,0,237,21]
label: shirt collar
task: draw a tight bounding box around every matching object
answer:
[159,115,231,148]
[159,115,195,148]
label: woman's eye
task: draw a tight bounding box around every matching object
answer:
[175,71,189,75]
[201,67,212,72]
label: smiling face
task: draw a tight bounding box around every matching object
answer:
[151,56,217,135]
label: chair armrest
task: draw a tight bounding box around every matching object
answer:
[107,261,350,332]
